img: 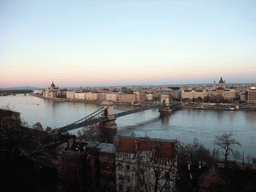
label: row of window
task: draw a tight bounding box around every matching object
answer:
[118,174,131,182]
[153,157,174,165]
[118,164,131,171]
[117,152,135,159]
[119,184,172,192]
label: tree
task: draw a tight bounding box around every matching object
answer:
[46,126,52,133]
[213,133,241,165]
[33,122,43,131]
[246,155,253,165]
[21,118,28,127]
[232,150,242,161]
[178,138,216,165]
[77,117,104,142]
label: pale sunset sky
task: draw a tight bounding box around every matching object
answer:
[1,0,255,88]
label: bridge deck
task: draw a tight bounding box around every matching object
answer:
[56,101,179,133]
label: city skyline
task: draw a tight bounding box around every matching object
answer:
[1,0,255,88]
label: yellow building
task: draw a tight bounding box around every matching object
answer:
[119,93,138,104]
[106,93,119,101]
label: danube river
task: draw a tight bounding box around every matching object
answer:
[1,94,256,157]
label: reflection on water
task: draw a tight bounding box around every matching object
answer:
[1,94,256,156]
[160,116,169,125]
[246,111,256,124]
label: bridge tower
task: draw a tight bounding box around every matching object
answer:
[100,101,117,143]
[159,95,172,116]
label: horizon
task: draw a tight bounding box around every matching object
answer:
[1,81,256,90]
[1,0,255,88]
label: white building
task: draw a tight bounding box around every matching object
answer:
[115,136,178,192]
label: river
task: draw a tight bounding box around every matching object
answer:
[1,94,256,157]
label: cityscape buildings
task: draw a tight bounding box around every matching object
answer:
[40,77,256,104]
[181,77,236,102]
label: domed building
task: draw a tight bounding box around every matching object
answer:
[43,82,59,98]
[181,77,236,102]
[209,77,236,102]
[50,81,56,89]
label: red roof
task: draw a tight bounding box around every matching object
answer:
[116,137,176,158]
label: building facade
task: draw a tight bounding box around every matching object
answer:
[43,82,59,98]
[106,93,119,102]
[181,77,237,102]
[119,93,138,104]
[246,87,256,103]
[0,109,20,140]
[115,136,178,192]
[58,139,116,191]
[0,109,21,157]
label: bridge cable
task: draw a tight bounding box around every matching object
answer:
[59,107,105,128]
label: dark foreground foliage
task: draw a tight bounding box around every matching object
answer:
[0,155,59,191]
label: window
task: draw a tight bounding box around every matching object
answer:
[126,165,130,171]
[165,172,170,180]
[126,176,130,182]
[119,185,123,192]
[118,164,123,170]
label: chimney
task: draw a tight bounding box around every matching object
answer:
[68,137,75,149]
[135,140,138,152]
[114,135,119,148]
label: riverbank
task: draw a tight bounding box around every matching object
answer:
[0,90,33,96]
[30,93,155,107]
[181,102,256,111]
[30,93,256,111]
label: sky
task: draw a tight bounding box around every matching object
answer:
[1,0,255,88]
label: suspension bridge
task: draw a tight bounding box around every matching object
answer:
[51,96,180,135]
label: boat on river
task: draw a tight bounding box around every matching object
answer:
[132,102,140,106]
[225,106,235,111]
[193,105,206,110]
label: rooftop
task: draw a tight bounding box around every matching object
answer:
[116,136,177,158]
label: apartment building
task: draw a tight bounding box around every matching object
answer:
[115,136,178,192]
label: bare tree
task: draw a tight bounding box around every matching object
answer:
[212,148,220,161]
[246,155,253,165]
[46,126,52,133]
[33,122,43,131]
[213,133,241,165]
[232,150,242,161]
[77,117,104,142]
[178,138,215,165]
